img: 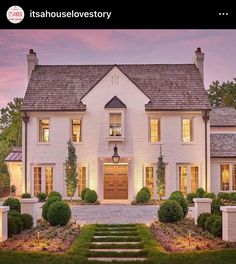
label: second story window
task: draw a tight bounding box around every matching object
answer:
[109,113,122,136]
[182,118,193,143]
[72,119,81,142]
[39,119,49,142]
[149,118,160,143]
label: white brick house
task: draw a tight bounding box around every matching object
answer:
[5,48,235,201]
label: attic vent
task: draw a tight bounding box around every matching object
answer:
[111,74,119,85]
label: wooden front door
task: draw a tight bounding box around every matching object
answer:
[104,165,128,199]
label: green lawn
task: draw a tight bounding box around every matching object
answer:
[0,224,236,264]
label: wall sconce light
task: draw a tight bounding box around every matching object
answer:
[112,144,120,164]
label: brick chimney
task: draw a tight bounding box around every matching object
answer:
[27,49,39,81]
[193,47,204,83]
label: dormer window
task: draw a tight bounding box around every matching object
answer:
[105,96,126,141]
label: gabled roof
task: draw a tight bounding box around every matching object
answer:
[4,147,22,162]
[22,64,210,112]
[105,96,126,109]
[210,134,236,158]
[210,107,236,127]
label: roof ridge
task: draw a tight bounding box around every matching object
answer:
[35,63,195,67]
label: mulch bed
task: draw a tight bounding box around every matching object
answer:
[0,220,80,253]
[151,218,236,252]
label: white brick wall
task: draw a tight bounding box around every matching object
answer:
[23,66,209,199]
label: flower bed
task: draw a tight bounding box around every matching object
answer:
[0,220,80,253]
[151,218,236,252]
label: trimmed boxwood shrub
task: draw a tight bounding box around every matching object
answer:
[140,187,151,199]
[47,201,71,226]
[217,192,230,201]
[170,191,184,198]
[204,192,216,199]
[84,190,98,203]
[196,188,205,198]
[158,200,183,222]
[186,192,197,204]
[205,214,222,237]
[169,193,188,217]
[3,198,20,212]
[37,192,47,202]
[197,212,211,229]
[136,190,150,203]
[48,191,62,200]
[20,213,33,229]
[8,216,23,236]
[42,196,62,220]
[8,210,20,217]
[230,192,236,201]
[81,188,90,200]
[21,193,31,198]
[211,198,222,214]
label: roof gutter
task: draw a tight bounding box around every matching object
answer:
[22,112,30,193]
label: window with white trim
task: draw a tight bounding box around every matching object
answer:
[109,113,122,136]
[39,119,50,142]
[219,164,236,191]
[182,118,193,143]
[149,118,160,143]
[78,166,87,196]
[71,119,82,142]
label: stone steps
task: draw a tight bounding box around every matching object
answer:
[87,224,148,262]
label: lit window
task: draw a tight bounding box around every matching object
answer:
[182,119,193,143]
[78,166,86,196]
[34,167,42,196]
[45,166,53,195]
[72,119,81,142]
[39,119,49,142]
[221,164,229,191]
[191,166,199,192]
[109,113,122,136]
[145,167,154,198]
[179,166,187,195]
[233,165,236,191]
[149,119,160,143]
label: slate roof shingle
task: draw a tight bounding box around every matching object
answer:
[210,107,236,127]
[4,147,22,162]
[22,64,210,111]
[210,134,236,157]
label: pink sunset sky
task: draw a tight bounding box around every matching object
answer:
[0,29,236,108]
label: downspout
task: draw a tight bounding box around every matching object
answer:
[202,111,210,191]
[22,112,30,193]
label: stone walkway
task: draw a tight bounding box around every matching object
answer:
[72,205,158,225]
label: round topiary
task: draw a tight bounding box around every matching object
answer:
[20,213,33,229]
[217,192,230,201]
[196,188,206,198]
[211,198,222,214]
[84,190,98,203]
[3,198,21,212]
[48,191,62,200]
[140,187,151,199]
[158,200,183,222]
[169,193,188,217]
[8,216,23,235]
[136,190,150,203]
[81,188,90,200]
[37,192,47,202]
[186,192,197,204]
[42,196,62,220]
[197,212,211,229]
[47,201,71,226]
[21,193,31,198]
[205,215,222,237]
[204,192,216,199]
[169,191,184,198]
[8,210,20,217]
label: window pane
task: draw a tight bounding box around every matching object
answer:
[78,167,86,196]
[110,113,122,136]
[233,165,236,191]
[221,164,229,191]
[150,119,160,142]
[179,166,187,195]
[191,166,199,192]
[45,166,53,195]
[39,119,49,142]
[72,119,81,142]
[182,119,192,142]
[34,167,41,196]
[145,167,154,198]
